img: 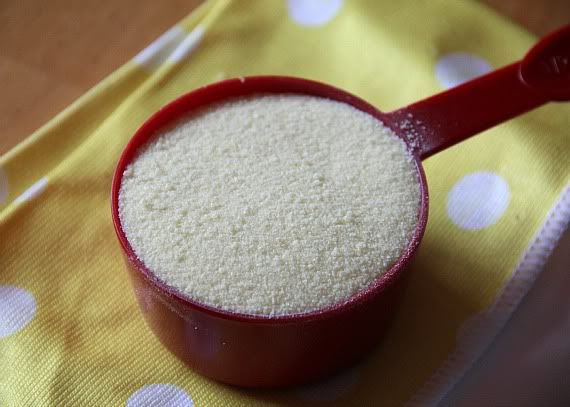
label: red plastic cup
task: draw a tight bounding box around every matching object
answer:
[111,26,569,387]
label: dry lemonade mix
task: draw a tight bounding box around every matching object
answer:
[119,94,421,316]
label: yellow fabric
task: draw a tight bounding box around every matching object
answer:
[1,0,568,405]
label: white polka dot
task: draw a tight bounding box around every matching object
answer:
[287,0,343,27]
[134,26,187,71]
[127,384,193,407]
[14,177,48,205]
[435,53,492,89]
[0,167,8,204]
[295,367,359,401]
[447,172,510,230]
[167,26,204,63]
[0,285,37,339]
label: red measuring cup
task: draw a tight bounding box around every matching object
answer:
[111,25,569,387]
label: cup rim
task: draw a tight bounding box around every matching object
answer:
[111,75,429,324]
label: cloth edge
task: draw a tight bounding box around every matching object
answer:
[406,181,570,406]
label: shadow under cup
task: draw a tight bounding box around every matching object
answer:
[111,76,429,388]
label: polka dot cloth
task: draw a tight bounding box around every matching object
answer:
[127,385,194,407]
[14,177,49,205]
[287,0,344,26]
[447,172,510,230]
[1,0,568,405]
[133,26,205,71]
[435,53,493,88]
[0,285,37,339]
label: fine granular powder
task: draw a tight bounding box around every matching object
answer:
[119,94,421,316]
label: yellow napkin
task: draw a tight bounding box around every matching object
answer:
[1,1,568,405]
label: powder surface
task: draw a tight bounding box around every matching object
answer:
[119,95,421,316]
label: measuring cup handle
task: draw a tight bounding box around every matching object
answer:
[388,24,570,160]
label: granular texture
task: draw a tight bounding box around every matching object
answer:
[119,95,421,316]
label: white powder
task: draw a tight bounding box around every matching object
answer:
[119,95,421,316]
